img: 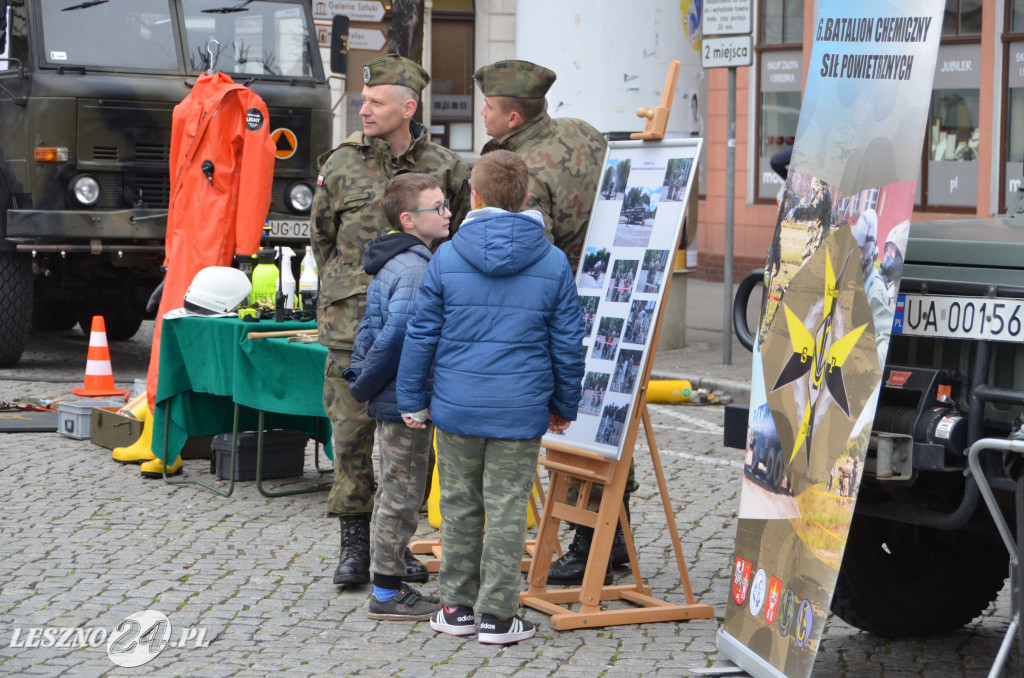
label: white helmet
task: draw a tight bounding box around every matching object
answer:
[184,266,251,315]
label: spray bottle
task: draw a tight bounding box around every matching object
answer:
[278,247,297,309]
[298,245,319,311]
[250,248,280,308]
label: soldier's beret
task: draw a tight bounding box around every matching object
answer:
[362,54,430,92]
[473,60,556,99]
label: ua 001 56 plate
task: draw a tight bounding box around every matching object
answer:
[893,294,1024,343]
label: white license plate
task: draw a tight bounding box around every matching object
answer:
[267,219,310,239]
[893,294,1024,343]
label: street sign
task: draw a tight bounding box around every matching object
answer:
[312,1,386,23]
[701,0,751,36]
[349,27,386,52]
[701,35,753,69]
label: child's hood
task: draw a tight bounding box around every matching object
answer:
[362,232,430,275]
[451,209,550,276]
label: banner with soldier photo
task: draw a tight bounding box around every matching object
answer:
[546,138,701,460]
[717,1,943,676]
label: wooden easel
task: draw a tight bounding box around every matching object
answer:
[519,261,715,629]
[631,60,681,140]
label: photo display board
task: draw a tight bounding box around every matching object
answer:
[544,138,703,460]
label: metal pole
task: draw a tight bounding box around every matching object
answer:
[723,66,736,364]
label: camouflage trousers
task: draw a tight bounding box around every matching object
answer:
[369,421,433,578]
[435,429,540,619]
[324,349,377,517]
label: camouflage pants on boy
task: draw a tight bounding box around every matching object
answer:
[435,429,540,620]
[369,421,433,578]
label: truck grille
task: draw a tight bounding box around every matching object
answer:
[132,173,170,208]
[93,146,119,161]
[136,143,168,162]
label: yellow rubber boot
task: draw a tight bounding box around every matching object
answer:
[139,454,182,478]
[111,406,156,464]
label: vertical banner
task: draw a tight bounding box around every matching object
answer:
[544,139,702,460]
[717,2,943,676]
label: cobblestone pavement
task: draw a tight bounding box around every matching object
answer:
[0,283,1019,677]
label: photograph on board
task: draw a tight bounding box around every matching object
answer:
[605,259,639,303]
[579,246,611,290]
[595,398,630,447]
[662,158,693,201]
[610,348,643,394]
[623,299,656,345]
[579,295,599,338]
[599,158,630,201]
[579,371,610,416]
[592,316,624,361]
[614,186,660,247]
[638,249,670,294]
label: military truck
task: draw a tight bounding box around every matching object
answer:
[731,197,1024,638]
[0,0,332,366]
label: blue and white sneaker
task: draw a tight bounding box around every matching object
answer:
[477,613,536,644]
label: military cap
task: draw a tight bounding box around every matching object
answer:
[362,54,430,92]
[473,60,556,99]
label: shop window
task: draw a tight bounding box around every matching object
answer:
[1013,0,1024,33]
[922,43,980,209]
[755,0,802,201]
[942,0,983,36]
[1002,37,1024,209]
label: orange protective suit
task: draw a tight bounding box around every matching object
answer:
[146,72,276,412]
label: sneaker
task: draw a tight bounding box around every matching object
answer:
[367,585,441,621]
[430,605,476,636]
[477,614,536,645]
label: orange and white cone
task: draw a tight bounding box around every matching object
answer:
[72,316,128,397]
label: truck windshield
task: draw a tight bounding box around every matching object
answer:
[182,0,317,79]
[41,0,179,71]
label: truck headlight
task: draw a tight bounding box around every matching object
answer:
[286,182,313,214]
[70,174,101,207]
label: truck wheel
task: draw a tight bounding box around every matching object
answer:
[32,301,78,331]
[766,449,783,491]
[78,309,144,341]
[831,513,1007,637]
[0,251,33,367]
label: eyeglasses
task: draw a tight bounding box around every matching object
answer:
[407,199,450,217]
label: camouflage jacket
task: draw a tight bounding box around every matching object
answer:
[311,120,470,349]
[482,112,606,272]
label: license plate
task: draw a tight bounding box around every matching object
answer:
[267,219,310,240]
[893,294,1024,343]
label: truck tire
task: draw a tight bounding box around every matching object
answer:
[0,251,33,367]
[78,309,144,341]
[831,513,1007,637]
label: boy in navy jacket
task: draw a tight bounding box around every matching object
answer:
[397,150,585,644]
[344,173,451,621]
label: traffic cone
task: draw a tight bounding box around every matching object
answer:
[72,316,127,397]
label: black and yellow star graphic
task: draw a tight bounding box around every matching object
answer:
[771,248,867,467]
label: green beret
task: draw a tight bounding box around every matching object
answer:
[362,54,430,92]
[473,60,556,99]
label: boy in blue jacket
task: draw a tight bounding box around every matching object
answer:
[397,150,586,644]
[344,173,451,621]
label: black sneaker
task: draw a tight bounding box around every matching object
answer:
[429,605,476,636]
[477,614,536,645]
[367,585,441,621]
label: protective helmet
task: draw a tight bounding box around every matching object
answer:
[853,209,879,278]
[880,221,910,284]
[184,266,251,315]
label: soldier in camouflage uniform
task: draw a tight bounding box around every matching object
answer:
[311,53,471,587]
[474,60,637,584]
[473,60,606,273]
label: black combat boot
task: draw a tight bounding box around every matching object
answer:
[333,515,371,586]
[610,499,632,567]
[546,526,612,585]
[403,548,429,583]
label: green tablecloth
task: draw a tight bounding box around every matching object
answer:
[152,315,332,463]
